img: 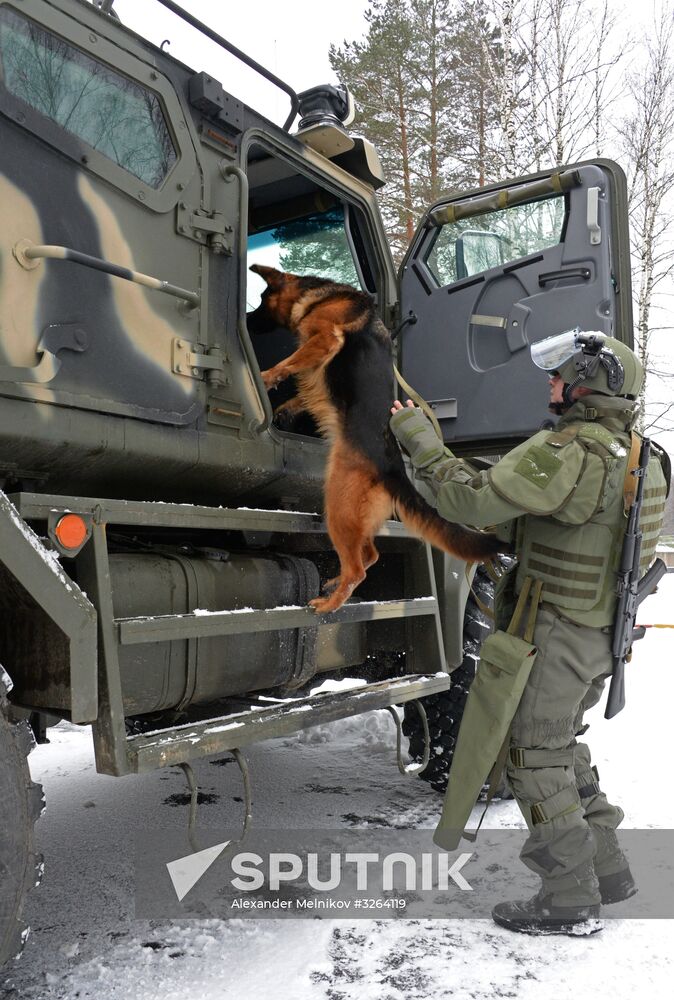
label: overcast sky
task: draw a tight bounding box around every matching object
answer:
[114,0,662,126]
[114,0,369,126]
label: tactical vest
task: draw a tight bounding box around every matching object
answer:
[640,440,669,577]
[488,406,669,628]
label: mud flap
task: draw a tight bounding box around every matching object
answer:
[433,628,538,850]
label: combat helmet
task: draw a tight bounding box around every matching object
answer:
[531,329,644,405]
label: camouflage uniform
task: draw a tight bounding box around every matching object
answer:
[391,338,668,934]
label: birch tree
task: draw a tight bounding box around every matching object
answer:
[622,9,674,431]
[482,0,624,176]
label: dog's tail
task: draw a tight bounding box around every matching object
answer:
[383,464,504,563]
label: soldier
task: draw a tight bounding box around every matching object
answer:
[390,330,669,936]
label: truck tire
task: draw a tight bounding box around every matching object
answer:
[0,669,44,967]
[402,566,495,793]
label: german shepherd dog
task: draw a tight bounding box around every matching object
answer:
[249,265,502,613]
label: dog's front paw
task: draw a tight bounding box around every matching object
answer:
[260,368,281,390]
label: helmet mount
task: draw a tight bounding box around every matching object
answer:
[561,333,625,404]
[531,328,641,404]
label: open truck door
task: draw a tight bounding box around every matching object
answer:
[397,160,634,452]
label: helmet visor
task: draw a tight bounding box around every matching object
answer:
[530,329,581,372]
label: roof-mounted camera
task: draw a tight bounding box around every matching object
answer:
[297,84,355,130]
[294,83,356,159]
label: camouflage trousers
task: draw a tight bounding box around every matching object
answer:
[505,605,627,907]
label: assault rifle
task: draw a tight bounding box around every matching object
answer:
[606,435,668,719]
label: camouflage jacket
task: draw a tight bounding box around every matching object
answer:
[390,395,668,627]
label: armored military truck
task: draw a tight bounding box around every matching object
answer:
[0,0,636,962]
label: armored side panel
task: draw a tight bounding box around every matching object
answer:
[0,0,395,509]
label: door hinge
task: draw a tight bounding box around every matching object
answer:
[172,339,230,386]
[175,202,234,255]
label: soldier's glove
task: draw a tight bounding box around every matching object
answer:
[390,406,478,486]
[390,406,446,467]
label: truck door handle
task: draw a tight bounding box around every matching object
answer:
[587,186,602,245]
[13,239,200,308]
[429,398,457,420]
[538,267,591,286]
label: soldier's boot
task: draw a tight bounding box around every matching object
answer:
[574,741,636,905]
[491,889,602,937]
[493,746,603,936]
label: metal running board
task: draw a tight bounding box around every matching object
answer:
[10,492,411,537]
[117,597,438,644]
[126,673,451,773]
[7,493,448,777]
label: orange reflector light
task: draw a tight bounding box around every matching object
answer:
[54,513,88,550]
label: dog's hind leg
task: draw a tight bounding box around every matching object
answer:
[310,459,392,613]
[362,538,379,571]
[310,515,366,613]
[322,539,379,595]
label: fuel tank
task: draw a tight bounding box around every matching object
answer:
[3,550,367,716]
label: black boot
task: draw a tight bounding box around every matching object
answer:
[598,868,637,905]
[492,890,602,936]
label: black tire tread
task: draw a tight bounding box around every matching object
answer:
[0,669,43,967]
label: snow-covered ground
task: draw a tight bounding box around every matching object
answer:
[2,578,674,1000]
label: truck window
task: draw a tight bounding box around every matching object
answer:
[426,194,567,287]
[0,6,176,188]
[247,205,361,310]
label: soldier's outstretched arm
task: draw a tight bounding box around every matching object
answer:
[390,405,527,530]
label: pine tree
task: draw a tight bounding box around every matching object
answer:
[331,0,504,260]
[331,0,420,260]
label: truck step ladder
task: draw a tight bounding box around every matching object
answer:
[9,493,449,777]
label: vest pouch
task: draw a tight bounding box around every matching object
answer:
[434,629,538,851]
[494,562,518,633]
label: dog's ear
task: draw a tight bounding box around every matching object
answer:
[250,263,284,286]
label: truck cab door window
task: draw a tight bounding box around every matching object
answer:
[427,196,566,285]
[247,203,362,435]
[247,204,362,311]
[244,141,381,436]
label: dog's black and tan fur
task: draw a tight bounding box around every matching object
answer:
[250,264,502,612]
